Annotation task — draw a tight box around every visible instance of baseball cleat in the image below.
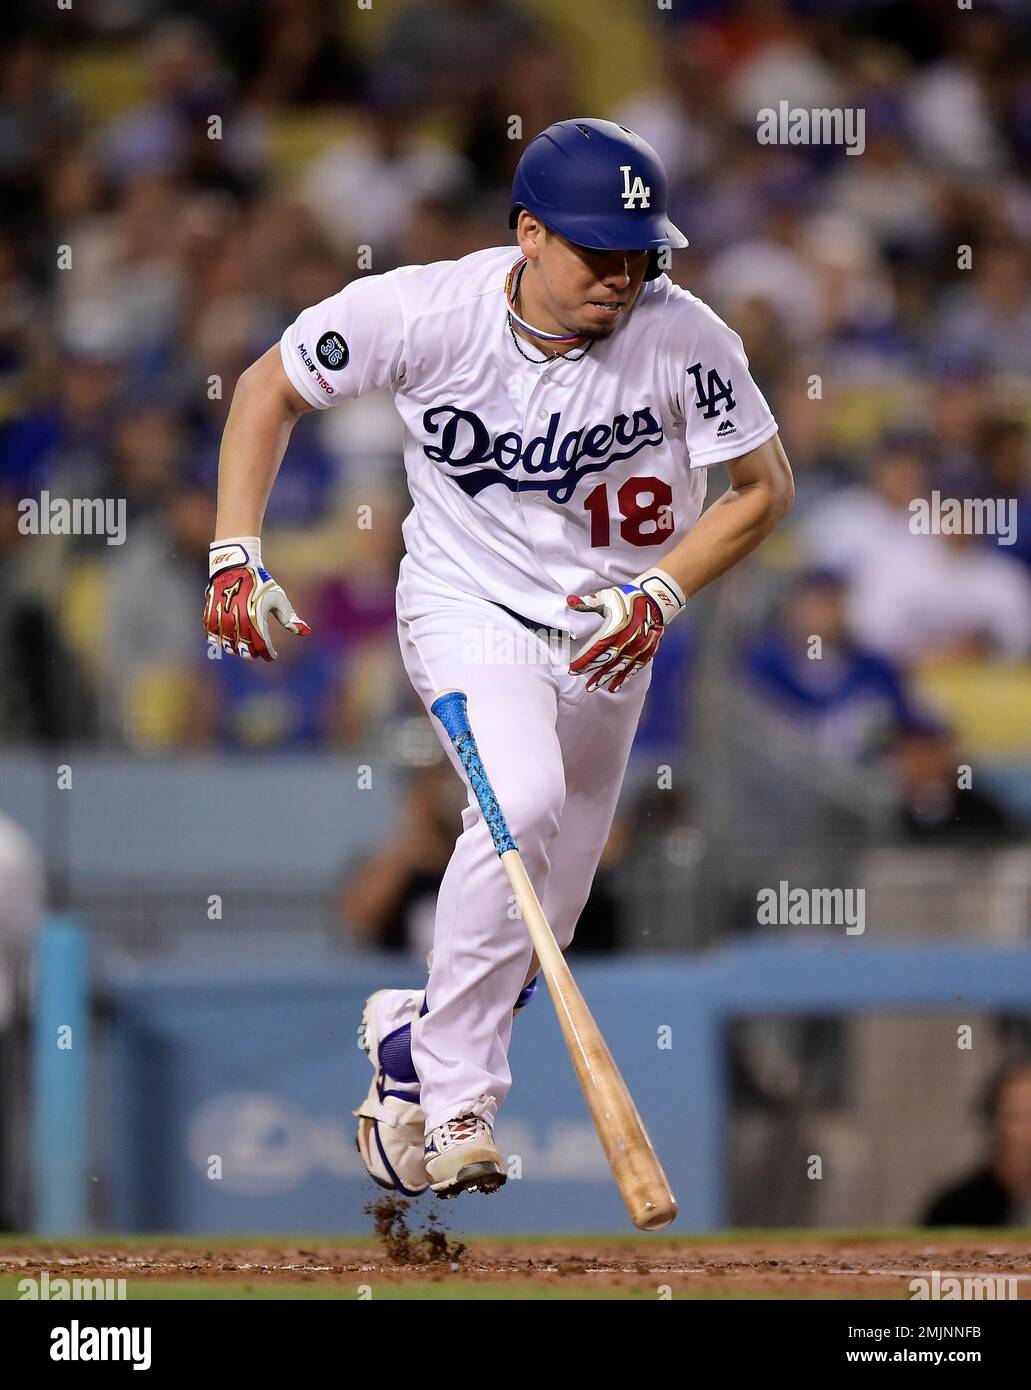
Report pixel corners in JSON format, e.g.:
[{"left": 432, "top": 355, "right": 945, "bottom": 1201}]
[
  {"left": 353, "top": 989, "right": 429, "bottom": 1197},
  {"left": 424, "top": 1113, "right": 507, "bottom": 1198}
]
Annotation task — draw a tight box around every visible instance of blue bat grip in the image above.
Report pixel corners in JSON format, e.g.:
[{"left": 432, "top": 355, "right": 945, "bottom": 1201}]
[
  {"left": 431, "top": 689, "right": 472, "bottom": 740},
  {"left": 431, "top": 690, "right": 518, "bottom": 856}
]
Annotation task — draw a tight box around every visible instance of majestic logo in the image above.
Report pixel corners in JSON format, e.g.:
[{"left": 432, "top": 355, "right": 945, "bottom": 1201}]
[
  {"left": 421, "top": 405, "right": 664, "bottom": 504},
  {"left": 620, "top": 164, "right": 651, "bottom": 209},
  {"left": 316, "top": 331, "right": 349, "bottom": 370}
]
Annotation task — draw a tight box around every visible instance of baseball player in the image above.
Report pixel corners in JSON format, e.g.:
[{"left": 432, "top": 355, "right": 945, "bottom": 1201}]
[{"left": 205, "top": 119, "right": 794, "bottom": 1200}]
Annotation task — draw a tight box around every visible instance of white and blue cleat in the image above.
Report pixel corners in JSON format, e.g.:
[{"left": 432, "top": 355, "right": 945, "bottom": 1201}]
[
  {"left": 353, "top": 989, "right": 430, "bottom": 1197},
  {"left": 354, "top": 978, "right": 537, "bottom": 1198}
]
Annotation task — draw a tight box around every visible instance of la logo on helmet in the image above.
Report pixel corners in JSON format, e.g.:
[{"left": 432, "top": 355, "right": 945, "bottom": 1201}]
[{"left": 620, "top": 165, "right": 651, "bottom": 209}]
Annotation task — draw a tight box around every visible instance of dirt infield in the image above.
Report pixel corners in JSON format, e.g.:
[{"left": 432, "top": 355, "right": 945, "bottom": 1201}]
[{"left": 2, "top": 1217, "right": 1029, "bottom": 1299}]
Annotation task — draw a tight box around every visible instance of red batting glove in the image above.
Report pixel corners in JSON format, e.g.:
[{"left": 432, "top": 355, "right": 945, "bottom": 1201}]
[
  {"left": 566, "top": 584, "right": 664, "bottom": 693},
  {"left": 566, "top": 568, "right": 687, "bottom": 694},
  {"left": 204, "top": 537, "right": 310, "bottom": 661}
]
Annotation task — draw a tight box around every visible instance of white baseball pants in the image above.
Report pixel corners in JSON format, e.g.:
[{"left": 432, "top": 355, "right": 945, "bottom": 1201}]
[{"left": 395, "top": 556, "right": 650, "bottom": 1135}]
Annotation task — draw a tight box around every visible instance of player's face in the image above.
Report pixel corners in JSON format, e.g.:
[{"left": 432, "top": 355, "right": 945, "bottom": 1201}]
[{"left": 520, "top": 218, "right": 650, "bottom": 340}]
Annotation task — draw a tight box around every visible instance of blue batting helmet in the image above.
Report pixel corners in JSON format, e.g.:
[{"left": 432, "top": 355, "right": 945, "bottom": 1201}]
[{"left": 509, "top": 118, "right": 688, "bottom": 278}]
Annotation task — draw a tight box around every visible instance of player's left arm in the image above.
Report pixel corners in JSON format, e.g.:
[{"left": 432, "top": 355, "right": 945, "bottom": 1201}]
[
  {"left": 568, "top": 297, "right": 793, "bottom": 692},
  {"left": 567, "top": 435, "right": 793, "bottom": 692},
  {"left": 650, "top": 432, "right": 794, "bottom": 598}
]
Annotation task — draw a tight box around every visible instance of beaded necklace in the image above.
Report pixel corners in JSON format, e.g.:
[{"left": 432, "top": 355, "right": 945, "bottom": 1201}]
[{"left": 504, "top": 256, "right": 592, "bottom": 364}]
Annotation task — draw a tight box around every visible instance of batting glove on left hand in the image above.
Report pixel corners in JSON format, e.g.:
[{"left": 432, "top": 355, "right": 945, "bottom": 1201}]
[
  {"left": 204, "top": 536, "right": 310, "bottom": 661},
  {"left": 566, "top": 567, "right": 686, "bottom": 693}
]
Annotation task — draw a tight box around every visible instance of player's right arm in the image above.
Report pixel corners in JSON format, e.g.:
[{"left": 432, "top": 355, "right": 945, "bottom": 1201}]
[
  {"left": 204, "top": 347, "right": 316, "bottom": 660},
  {"left": 214, "top": 345, "right": 314, "bottom": 541},
  {"left": 205, "top": 272, "right": 408, "bottom": 659}
]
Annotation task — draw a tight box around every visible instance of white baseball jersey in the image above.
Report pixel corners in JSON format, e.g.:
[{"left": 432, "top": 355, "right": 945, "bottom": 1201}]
[{"left": 280, "top": 246, "right": 778, "bottom": 633}]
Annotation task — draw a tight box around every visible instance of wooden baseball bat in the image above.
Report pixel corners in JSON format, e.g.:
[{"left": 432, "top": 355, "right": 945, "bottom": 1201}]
[{"left": 431, "top": 688, "right": 677, "bottom": 1231}]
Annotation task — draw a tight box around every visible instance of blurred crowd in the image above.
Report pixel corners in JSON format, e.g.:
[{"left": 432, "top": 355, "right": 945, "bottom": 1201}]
[{"left": 0, "top": 0, "right": 1030, "bottom": 808}]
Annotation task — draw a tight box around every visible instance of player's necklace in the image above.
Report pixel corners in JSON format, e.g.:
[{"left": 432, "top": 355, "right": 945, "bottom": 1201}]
[
  {"left": 505, "top": 256, "right": 592, "bottom": 363},
  {"left": 507, "top": 316, "right": 591, "bottom": 365}
]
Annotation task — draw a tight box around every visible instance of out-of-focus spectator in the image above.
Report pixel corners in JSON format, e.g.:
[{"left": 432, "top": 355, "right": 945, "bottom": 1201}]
[
  {"left": 798, "top": 437, "right": 930, "bottom": 582},
  {"left": 399, "top": 191, "right": 494, "bottom": 273},
  {"left": 0, "top": 489, "right": 96, "bottom": 742},
  {"left": 297, "top": 83, "right": 470, "bottom": 265},
  {"left": 240, "top": 0, "right": 364, "bottom": 107},
  {"left": 0, "top": 226, "right": 45, "bottom": 404},
  {"left": 0, "top": 340, "right": 123, "bottom": 504},
  {"left": 100, "top": 20, "right": 265, "bottom": 195},
  {"left": 893, "top": 722, "right": 1020, "bottom": 844},
  {"left": 848, "top": 528, "right": 1031, "bottom": 667},
  {"left": 461, "top": 39, "right": 569, "bottom": 195},
  {"left": 799, "top": 212, "right": 902, "bottom": 374},
  {"left": 632, "top": 616, "right": 696, "bottom": 761},
  {"left": 374, "top": 0, "right": 538, "bottom": 117},
  {"left": 726, "top": 9, "right": 842, "bottom": 129},
  {"left": 109, "top": 405, "right": 185, "bottom": 526},
  {"left": 925, "top": 356, "right": 991, "bottom": 500},
  {"left": 242, "top": 194, "right": 347, "bottom": 317},
  {"left": 615, "top": 22, "right": 721, "bottom": 192},
  {"left": 934, "top": 238, "right": 1031, "bottom": 377},
  {"left": 53, "top": 174, "right": 184, "bottom": 378},
  {"left": 766, "top": 371, "right": 855, "bottom": 513},
  {"left": 102, "top": 476, "right": 214, "bottom": 746},
  {"left": 921, "top": 1061, "right": 1031, "bottom": 1226},
  {"left": 704, "top": 194, "right": 822, "bottom": 350},
  {"left": 982, "top": 416, "right": 1031, "bottom": 571},
  {"left": 188, "top": 596, "right": 351, "bottom": 750},
  {"left": 313, "top": 491, "right": 405, "bottom": 650},
  {"left": 742, "top": 570, "right": 921, "bottom": 764},
  {"left": 0, "top": 33, "right": 80, "bottom": 261},
  {"left": 825, "top": 108, "right": 940, "bottom": 258},
  {"left": 799, "top": 432, "right": 1031, "bottom": 667},
  {"left": 338, "top": 758, "right": 466, "bottom": 959},
  {"left": 905, "top": 9, "right": 1015, "bottom": 175}
]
